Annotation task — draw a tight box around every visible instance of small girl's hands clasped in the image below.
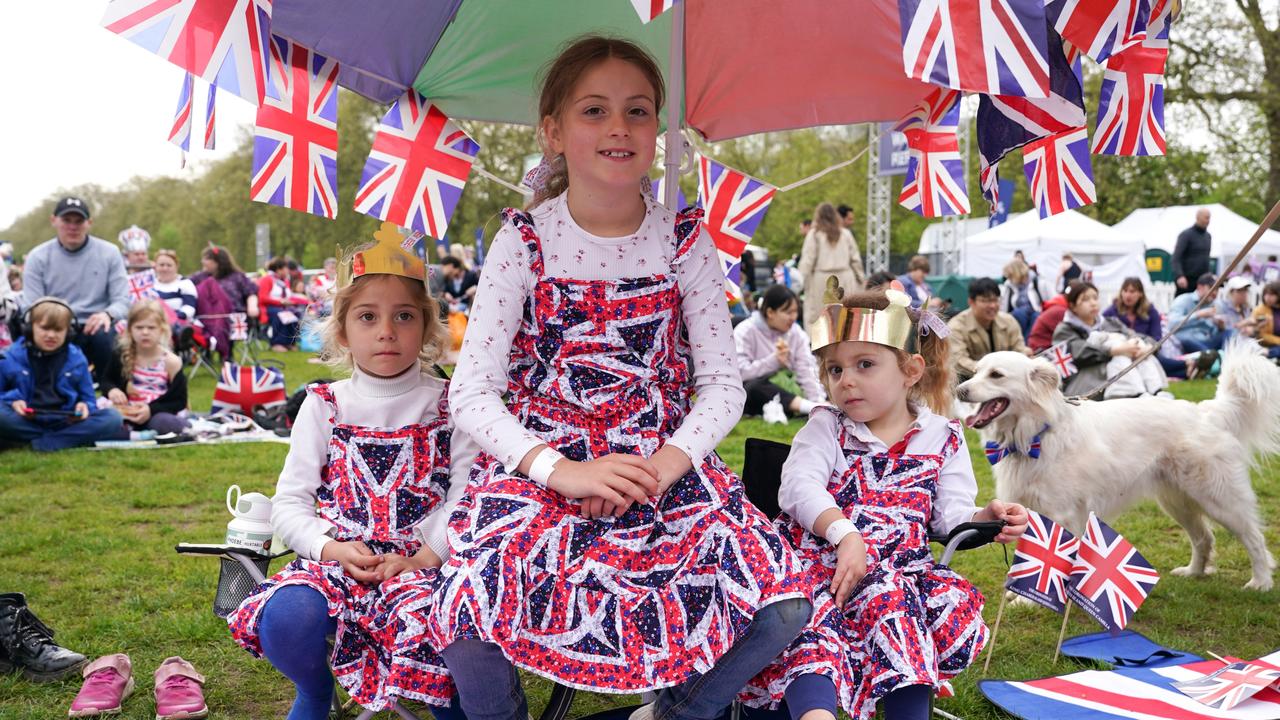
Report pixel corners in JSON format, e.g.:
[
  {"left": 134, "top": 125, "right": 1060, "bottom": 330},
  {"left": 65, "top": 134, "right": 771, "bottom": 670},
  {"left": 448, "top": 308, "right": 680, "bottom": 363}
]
[
  {"left": 322, "top": 541, "right": 444, "bottom": 584},
  {"left": 549, "top": 454, "right": 659, "bottom": 519}
]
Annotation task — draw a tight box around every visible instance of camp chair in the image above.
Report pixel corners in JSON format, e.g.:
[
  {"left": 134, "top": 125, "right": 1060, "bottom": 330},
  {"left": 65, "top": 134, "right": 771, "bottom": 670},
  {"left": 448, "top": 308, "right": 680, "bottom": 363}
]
[{"left": 178, "top": 325, "right": 220, "bottom": 381}]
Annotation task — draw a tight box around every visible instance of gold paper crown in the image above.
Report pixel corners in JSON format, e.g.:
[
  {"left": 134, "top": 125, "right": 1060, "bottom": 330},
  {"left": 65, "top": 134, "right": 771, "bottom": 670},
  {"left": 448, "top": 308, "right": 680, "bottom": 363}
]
[
  {"left": 337, "top": 222, "right": 426, "bottom": 289},
  {"left": 808, "top": 276, "right": 917, "bottom": 353}
]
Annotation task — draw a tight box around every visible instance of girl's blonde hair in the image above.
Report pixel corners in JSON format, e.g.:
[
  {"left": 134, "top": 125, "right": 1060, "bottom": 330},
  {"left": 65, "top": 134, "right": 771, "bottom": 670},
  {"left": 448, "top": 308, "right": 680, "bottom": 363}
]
[
  {"left": 815, "top": 289, "right": 954, "bottom": 415},
  {"left": 1003, "top": 259, "right": 1029, "bottom": 285},
  {"left": 812, "top": 202, "right": 842, "bottom": 246},
  {"left": 529, "top": 35, "right": 665, "bottom": 209},
  {"left": 118, "top": 300, "right": 171, "bottom": 380},
  {"left": 317, "top": 274, "right": 445, "bottom": 373}
]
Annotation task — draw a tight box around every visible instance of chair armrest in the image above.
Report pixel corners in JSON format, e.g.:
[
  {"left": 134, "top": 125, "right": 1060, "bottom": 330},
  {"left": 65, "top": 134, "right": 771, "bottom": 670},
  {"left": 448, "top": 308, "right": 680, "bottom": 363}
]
[
  {"left": 930, "top": 520, "right": 1005, "bottom": 565},
  {"left": 175, "top": 542, "right": 293, "bottom": 562}
]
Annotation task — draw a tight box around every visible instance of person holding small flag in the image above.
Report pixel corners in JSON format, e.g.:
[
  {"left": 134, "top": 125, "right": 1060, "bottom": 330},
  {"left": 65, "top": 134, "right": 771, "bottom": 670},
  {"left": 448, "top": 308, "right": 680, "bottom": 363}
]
[{"left": 1052, "top": 280, "right": 1170, "bottom": 399}]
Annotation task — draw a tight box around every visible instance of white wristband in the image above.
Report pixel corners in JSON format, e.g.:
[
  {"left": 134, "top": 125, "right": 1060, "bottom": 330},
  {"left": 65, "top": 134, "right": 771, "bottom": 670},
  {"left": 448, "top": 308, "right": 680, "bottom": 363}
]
[
  {"left": 527, "top": 447, "right": 564, "bottom": 487},
  {"left": 824, "top": 518, "right": 857, "bottom": 547}
]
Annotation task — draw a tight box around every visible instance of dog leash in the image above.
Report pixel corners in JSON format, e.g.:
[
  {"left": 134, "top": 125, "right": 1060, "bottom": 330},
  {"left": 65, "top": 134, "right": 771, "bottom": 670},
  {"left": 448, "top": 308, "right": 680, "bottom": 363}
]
[{"left": 1062, "top": 196, "right": 1280, "bottom": 402}]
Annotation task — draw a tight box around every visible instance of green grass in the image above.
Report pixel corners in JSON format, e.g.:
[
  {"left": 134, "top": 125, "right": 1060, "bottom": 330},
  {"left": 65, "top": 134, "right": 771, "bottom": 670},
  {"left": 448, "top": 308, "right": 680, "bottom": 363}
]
[{"left": 0, "top": 356, "right": 1276, "bottom": 719}]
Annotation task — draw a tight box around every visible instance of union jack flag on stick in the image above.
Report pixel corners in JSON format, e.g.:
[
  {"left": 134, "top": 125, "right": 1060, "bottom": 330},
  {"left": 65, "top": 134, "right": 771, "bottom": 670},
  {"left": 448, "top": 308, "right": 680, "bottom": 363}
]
[
  {"left": 101, "top": 0, "right": 273, "bottom": 105},
  {"left": 168, "top": 73, "right": 194, "bottom": 153},
  {"left": 894, "top": 87, "right": 969, "bottom": 217},
  {"left": 630, "top": 0, "right": 679, "bottom": 24},
  {"left": 1045, "top": 341, "right": 1079, "bottom": 379},
  {"left": 1173, "top": 660, "right": 1280, "bottom": 711},
  {"left": 229, "top": 312, "right": 248, "bottom": 342},
  {"left": 697, "top": 157, "right": 775, "bottom": 299},
  {"left": 1006, "top": 511, "right": 1079, "bottom": 612},
  {"left": 1023, "top": 127, "right": 1096, "bottom": 218},
  {"left": 897, "top": 0, "right": 1050, "bottom": 97},
  {"left": 250, "top": 36, "right": 340, "bottom": 219},
  {"left": 1066, "top": 513, "right": 1160, "bottom": 635},
  {"left": 354, "top": 92, "right": 480, "bottom": 238},
  {"left": 128, "top": 270, "right": 159, "bottom": 304},
  {"left": 204, "top": 83, "right": 217, "bottom": 150}
]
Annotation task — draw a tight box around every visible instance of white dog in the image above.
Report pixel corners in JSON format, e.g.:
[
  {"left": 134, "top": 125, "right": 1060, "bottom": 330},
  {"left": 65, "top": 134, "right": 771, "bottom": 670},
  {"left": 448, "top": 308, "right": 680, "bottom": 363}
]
[{"left": 956, "top": 342, "right": 1279, "bottom": 591}]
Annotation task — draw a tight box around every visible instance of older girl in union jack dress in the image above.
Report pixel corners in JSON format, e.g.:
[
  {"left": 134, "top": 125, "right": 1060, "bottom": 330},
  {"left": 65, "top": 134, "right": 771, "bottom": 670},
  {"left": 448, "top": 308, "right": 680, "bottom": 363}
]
[
  {"left": 743, "top": 284, "right": 1029, "bottom": 720},
  {"left": 228, "top": 225, "right": 476, "bottom": 719},
  {"left": 425, "top": 36, "right": 811, "bottom": 720}
]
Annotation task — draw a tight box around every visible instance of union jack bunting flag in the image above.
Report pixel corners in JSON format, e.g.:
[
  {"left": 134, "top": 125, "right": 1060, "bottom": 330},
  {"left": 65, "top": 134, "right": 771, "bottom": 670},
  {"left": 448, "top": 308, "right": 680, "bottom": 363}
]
[
  {"left": 1173, "top": 661, "right": 1280, "bottom": 711},
  {"left": 1005, "top": 511, "right": 1078, "bottom": 612},
  {"left": 1023, "top": 127, "right": 1096, "bottom": 218},
  {"left": 893, "top": 87, "right": 969, "bottom": 216},
  {"left": 204, "top": 83, "right": 217, "bottom": 150},
  {"left": 128, "top": 270, "right": 159, "bottom": 304},
  {"left": 696, "top": 156, "right": 776, "bottom": 270},
  {"left": 898, "top": 0, "right": 1050, "bottom": 97},
  {"left": 651, "top": 176, "right": 688, "bottom": 211},
  {"left": 630, "top": 0, "right": 680, "bottom": 24},
  {"left": 168, "top": 73, "right": 194, "bottom": 152},
  {"left": 474, "top": 228, "right": 485, "bottom": 267},
  {"left": 1066, "top": 513, "right": 1160, "bottom": 634},
  {"left": 976, "top": 26, "right": 1085, "bottom": 203},
  {"left": 1046, "top": 341, "right": 1079, "bottom": 378},
  {"left": 1052, "top": 0, "right": 1153, "bottom": 64},
  {"left": 1092, "top": 44, "right": 1168, "bottom": 156},
  {"left": 251, "top": 36, "right": 340, "bottom": 219},
  {"left": 101, "top": 0, "right": 273, "bottom": 105},
  {"left": 229, "top": 312, "right": 248, "bottom": 341},
  {"left": 401, "top": 229, "right": 427, "bottom": 261},
  {"left": 354, "top": 92, "right": 480, "bottom": 238},
  {"left": 212, "top": 361, "right": 286, "bottom": 415}
]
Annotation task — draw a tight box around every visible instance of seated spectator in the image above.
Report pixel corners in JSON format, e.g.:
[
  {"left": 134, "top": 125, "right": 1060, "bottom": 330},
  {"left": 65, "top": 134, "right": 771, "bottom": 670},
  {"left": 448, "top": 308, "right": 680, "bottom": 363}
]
[
  {"left": 896, "top": 255, "right": 932, "bottom": 308},
  {"left": 999, "top": 259, "right": 1048, "bottom": 339},
  {"left": 1215, "top": 275, "right": 1259, "bottom": 341},
  {"left": 948, "top": 277, "right": 1031, "bottom": 382},
  {"left": 1056, "top": 252, "right": 1083, "bottom": 293},
  {"left": 1053, "top": 281, "right": 1168, "bottom": 399},
  {"left": 1028, "top": 293, "right": 1069, "bottom": 353},
  {"left": 1103, "top": 276, "right": 1186, "bottom": 378},
  {"left": 308, "top": 257, "right": 337, "bottom": 301},
  {"left": 439, "top": 255, "right": 478, "bottom": 312},
  {"left": 0, "top": 298, "right": 122, "bottom": 451},
  {"left": 1167, "top": 273, "right": 1227, "bottom": 355},
  {"left": 152, "top": 249, "right": 198, "bottom": 325},
  {"left": 117, "top": 225, "right": 153, "bottom": 273},
  {"left": 864, "top": 270, "right": 897, "bottom": 291},
  {"left": 733, "top": 284, "right": 825, "bottom": 421},
  {"left": 101, "top": 301, "right": 190, "bottom": 437},
  {"left": 257, "top": 257, "right": 305, "bottom": 352},
  {"left": 1251, "top": 280, "right": 1280, "bottom": 360},
  {"left": 189, "top": 246, "right": 260, "bottom": 362},
  {"left": 8, "top": 265, "right": 21, "bottom": 294}
]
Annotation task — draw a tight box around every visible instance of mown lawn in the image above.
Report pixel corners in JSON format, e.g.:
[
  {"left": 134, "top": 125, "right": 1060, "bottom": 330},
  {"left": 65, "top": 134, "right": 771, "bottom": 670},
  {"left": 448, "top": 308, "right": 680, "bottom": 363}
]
[{"left": 0, "top": 352, "right": 1276, "bottom": 719}]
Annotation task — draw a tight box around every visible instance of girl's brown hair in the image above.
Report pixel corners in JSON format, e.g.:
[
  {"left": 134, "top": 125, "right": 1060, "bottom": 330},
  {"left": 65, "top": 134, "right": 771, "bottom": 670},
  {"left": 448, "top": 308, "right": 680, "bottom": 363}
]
[
  {"left": 202, "top": 245, "right": 243, "bottom": 278},
  {"left": 1064, "top": 279, "right": 1098, "bottom": 308},
  {"left": 1263, "top": 280, "right": 1280, "bottom": 307},
  {"left": 812, "top": 202, "right": 842, "bottom": 246},
  {"left": 317, "top": 274, "right": 445, "bottom": 373},
  {"left": 815, "top": 289, "right": 954, "bottom": 415},
  {"left": 117, "top": 300, "right": 171, "bottom": 381},
  {"left": 1112, "top": 276, "right": 1152, "bottom": 320},
  {"left": 530, "top": 35, "right": 665, "bottom": 209}
]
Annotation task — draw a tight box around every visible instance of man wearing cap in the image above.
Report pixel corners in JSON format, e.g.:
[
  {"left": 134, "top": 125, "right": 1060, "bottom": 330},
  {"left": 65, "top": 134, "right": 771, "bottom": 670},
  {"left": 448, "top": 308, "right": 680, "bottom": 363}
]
[
  {"left": 1172, "top": 208, "right": 1212, "bottom": 296},
  {"left": 21, "top": 197, "right": 128, "bottom": 381},
  {"left": 1167, "top": 272, "right": 1227, "bottom": 354},
  {"left": 1215, "top": 275, "right": 1259, "bottom": 340}
]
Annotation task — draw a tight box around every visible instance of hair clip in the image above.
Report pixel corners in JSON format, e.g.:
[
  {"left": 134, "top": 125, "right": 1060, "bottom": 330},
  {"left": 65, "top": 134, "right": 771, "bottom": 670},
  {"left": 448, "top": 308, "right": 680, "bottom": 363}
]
[
  {"left": 918, "top": 309, "right": 951, "bottom": 339},
  {"left": 522, "top": 154, "right": 554, "bottom": 193}
]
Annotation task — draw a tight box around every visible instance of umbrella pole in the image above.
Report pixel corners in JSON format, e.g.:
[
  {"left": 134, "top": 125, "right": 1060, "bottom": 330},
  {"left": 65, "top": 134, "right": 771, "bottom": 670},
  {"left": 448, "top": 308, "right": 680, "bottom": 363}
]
[{"left": 663, "top": 1, "right": 685, "bottom": 209}]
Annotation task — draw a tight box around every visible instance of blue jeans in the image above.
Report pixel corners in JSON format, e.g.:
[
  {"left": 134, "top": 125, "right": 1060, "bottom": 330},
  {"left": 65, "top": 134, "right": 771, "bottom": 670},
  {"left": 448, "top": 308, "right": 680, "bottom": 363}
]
[
  {"left": 0, "top": 404, "right": 122, "bottom": 451},
  {"left": 1268, "top": 346, "right": 1280, "bottom": 360},
  {"left": 1011, "top": 307, "right": 1038, "bottom": 340},
  {"left": 267, "top": 306, "right": 300, "bottom": 348},
  {"left": 72, "top": 326, "right": 116, "bottom": 384},
  {"left": 1175, "top": 330, "right": 1226, "bottom": 354}
]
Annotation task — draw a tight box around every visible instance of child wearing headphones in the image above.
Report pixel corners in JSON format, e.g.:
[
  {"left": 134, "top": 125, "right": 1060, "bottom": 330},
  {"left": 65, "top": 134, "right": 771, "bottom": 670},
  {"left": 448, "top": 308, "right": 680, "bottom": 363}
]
[{"left": 0, "top": 297, "right": 123, "bottom": 451}]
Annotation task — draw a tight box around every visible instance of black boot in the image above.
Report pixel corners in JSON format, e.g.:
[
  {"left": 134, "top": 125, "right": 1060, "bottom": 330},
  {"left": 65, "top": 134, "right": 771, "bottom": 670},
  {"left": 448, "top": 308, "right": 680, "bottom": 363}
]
[{"left": 0, "top": 593, "right": 86, "bottom": 682}]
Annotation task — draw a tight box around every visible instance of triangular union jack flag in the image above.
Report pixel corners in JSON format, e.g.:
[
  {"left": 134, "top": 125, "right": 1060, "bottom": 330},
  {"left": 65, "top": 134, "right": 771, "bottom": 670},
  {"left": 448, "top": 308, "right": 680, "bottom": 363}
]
[
  {"left": 696, "top": 156, "right": 776, "bottom": 271},
  {"left": 1005, "top": 511, "right": 1078, "bottom": 613},
  {"left": 630, "top": 0, "right": 679, "bottom": 24},
  {"left": 897, "top": 0, "right": 1050, "bottom": 98},
  {"left": 354, "top": 92, "right": 480, "bottom": 238},
  {"left": 204, "top": 82, "right": 217, "bottom": 150},
  {"left": 894, "top": 87, "right": 969, "bottom": 217},
  {"left": 1052, "top": 0, "right": 1157, "bottom": 64},
  {"left": 101, "top": 0, "right": 273, "bottom": 106},
  {"left": 1066, "top": 513, "right": 1160, "bottom": 634},
  {"left": 1092, "top": 15, "right": 1169, "bottom": 157},
  {"left": 250, "top": 35, "right": 340, "bottom": 219},
  {"left": 1173, "top": 660, "right": 1280, "bottom": 711},
  {"left": 1023, "top": 127, "right": 1096, "bottom": 218},
  {"left": 168, "top": 73, "right": 194, "bottom": 152},
  {"left": 1046, "top": 341, "right": 1078, "bottom": 379}
]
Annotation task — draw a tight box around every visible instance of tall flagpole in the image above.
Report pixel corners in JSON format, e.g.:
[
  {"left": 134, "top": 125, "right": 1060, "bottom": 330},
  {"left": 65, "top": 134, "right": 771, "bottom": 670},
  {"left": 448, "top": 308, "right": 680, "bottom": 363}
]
[{"left": 663, "top": 2, "right": 685, "bottom": 209}]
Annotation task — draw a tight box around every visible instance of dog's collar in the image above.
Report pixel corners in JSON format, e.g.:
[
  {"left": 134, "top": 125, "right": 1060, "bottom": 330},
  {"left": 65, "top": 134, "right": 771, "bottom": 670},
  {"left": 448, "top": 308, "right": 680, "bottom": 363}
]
[{"left": 984, "top": 424, "right": 1050, "bottom": 465}]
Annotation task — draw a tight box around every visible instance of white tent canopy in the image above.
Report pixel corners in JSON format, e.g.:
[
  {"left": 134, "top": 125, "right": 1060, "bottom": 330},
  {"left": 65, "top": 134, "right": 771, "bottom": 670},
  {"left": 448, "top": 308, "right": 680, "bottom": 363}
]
[
  {"left": 917, "top": 215, "right": 1000, "bottom": 254},
  {"left": 1112, "top": 203, "right": 1280, "bottom": 265},
  {"left": 961, "top": 209, "right": 1146, "bottom": 279}
]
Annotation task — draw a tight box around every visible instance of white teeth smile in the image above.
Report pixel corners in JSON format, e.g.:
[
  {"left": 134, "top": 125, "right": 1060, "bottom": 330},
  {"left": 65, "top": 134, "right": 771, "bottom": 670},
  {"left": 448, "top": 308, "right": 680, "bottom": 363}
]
[{"left": 602, "top": 151, "right": 632, "bottom": 158}]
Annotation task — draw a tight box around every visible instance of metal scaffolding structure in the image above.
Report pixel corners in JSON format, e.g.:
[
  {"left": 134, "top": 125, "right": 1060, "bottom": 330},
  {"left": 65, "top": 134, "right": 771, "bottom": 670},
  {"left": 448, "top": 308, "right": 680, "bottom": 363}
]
[
  {"left": 865, "top": 124, "right": 892, "bottom": 274},
  {"left": 936, "top": 109, "right": 972, "bottom": 275}
]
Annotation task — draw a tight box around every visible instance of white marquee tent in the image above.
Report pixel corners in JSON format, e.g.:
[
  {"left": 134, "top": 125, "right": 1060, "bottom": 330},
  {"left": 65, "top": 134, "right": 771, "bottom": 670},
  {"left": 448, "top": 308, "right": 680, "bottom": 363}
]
[
  {"left": 960, "top": 209, "right": 1147, "bottom": 282},
  {"left": 1112, "top": 203, "right": 1280, "bottom": 266}
]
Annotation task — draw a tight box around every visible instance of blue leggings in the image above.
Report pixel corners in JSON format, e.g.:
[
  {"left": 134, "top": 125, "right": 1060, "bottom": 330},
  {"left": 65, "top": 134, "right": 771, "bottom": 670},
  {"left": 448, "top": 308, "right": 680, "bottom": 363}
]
[
  {"left": 257, "top": 585, "right": 464, "bottom": 720},
  {"left": 780, "top": 675, "right": 929, "bottom": 720}
]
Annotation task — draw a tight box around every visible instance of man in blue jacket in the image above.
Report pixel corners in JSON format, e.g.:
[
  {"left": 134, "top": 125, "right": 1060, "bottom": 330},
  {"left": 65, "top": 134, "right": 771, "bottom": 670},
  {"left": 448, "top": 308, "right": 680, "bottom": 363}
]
[{"left": 0, "top": 298, "right": 122, "bottom": 451}]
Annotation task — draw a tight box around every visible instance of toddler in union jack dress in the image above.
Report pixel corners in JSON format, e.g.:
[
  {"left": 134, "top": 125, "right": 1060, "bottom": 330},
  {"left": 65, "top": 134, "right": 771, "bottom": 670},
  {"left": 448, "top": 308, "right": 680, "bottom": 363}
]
[{"left": 743, "top": 284, "right": 1029, "bottom": 720}]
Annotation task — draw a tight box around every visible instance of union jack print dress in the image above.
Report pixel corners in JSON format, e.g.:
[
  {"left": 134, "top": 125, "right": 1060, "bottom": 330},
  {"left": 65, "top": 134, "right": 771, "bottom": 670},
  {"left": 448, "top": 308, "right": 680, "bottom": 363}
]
[
  {"left": 743, "top": 407, "right": 987, "bottom": 719},
  {"left": 424, "top": 207, "right": 805, "bottom": 693},
  {"left": 228, "top": 384, "right": 456, "bottom": 710}
]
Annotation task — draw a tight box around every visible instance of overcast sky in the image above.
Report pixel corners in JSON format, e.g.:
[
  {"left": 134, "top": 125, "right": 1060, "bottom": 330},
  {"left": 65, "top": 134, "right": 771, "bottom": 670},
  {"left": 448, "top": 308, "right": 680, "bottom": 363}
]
[{"left": 0, "top": 1, "right": 257, "bottom": 230}]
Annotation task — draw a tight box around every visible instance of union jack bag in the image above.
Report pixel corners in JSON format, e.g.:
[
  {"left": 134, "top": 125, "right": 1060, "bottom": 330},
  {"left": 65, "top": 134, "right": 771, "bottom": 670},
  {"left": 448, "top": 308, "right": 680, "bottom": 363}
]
[{"left": 211, "top": 360, "right": 286, "bottom": 416}]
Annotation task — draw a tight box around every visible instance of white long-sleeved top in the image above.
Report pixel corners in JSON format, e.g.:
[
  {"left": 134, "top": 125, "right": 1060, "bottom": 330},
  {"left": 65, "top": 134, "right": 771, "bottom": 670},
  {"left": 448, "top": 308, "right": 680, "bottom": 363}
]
[
  {"left": 733, "top": 313, "right": 826, "bottom": 402},
  {"left": 778, "top": 405, "right": 981, "bottom": 539},
  {"left": 450, "top": 193, "right": 746, "bottom": 469},
  {"left": 270, "top": 361, "right": 478, "bottom": 562}
]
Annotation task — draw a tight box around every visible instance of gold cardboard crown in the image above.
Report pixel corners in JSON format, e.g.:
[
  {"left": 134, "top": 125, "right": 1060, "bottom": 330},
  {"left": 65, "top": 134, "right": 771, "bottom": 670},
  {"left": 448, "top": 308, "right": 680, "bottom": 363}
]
[
  {"left": 337, "top": 222, "right": 426, "bottom": 289},
  {"left": 808, "top": 277, "right": 917, "bottom": 353}
]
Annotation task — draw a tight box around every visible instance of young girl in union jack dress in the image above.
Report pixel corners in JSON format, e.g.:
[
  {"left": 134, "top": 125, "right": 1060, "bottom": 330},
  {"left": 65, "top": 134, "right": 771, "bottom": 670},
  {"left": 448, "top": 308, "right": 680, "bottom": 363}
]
[
  {"left": 425, "top": 35, "right": 811, "bottom": 720},
  {"left": 228, "top": 225, "right": 476, "bottom": 719},
  {"left": 743, "top": 284, "right": 1029, "bottom": 720}
]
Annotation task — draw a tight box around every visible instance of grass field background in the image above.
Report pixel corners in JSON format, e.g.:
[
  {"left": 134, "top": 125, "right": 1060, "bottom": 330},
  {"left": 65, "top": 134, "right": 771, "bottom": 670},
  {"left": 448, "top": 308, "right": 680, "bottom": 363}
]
[{"left": 0, "top": 351, "right": 1276, "bottom": 719}]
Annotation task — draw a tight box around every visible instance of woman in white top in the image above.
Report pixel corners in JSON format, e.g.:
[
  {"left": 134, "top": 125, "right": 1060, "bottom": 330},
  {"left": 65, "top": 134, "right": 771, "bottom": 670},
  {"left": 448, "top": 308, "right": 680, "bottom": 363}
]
[
  {"left": 799, "top": 202, "right": 866, "bottom": 329},
  {"left": 734, "top": 283, "right": 825, "bottom": 420}
]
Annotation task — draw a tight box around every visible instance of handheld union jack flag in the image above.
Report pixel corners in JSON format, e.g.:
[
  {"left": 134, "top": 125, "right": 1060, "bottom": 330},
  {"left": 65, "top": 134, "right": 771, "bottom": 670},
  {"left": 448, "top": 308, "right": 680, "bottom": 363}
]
[
  {"left": 1092, "top": 44, "right": 1167, "bottom": 156},
  {"left": 894, "top": 87, "right": 969, "bottom": 217},
  {"left": 354, "top": 92, "right": 480, "bottom": 238},
  {"left": 696, "top": 156, "right": 776, "bottom": 270},
  {"left": 168, "top": 73, "right": 194, "bottom": 152},
  {"left": 898, "top": 0, "right": 1050, "bottom": 97},
  {"left": 1173, "top": 660, "right": 1280, "bottom": 711},
  {"left": 212, "top": 361, "right": 286, "bottom": 415},
  {"left": 251, "top": 36, "right": 340, "bottom": 219},
  {"left": 1006, "top": 511, "right": 1078, "bottom": 612},
  {"left": 101, "top": 0, "right": 273, "bottom": 105},
  {"left": 1046, "top": 341, "right": 1079, "bottom": 379},
  {"left": 1052, "top": 0, "right": 1152, "bottom": 64},
  {"left": 1066, "top": 513, "right": 1160, "bottom": 635},
  {"left": 204, "top": 83, "right": 217, "bottom": 150},
  {"left": 128, "top": 270, "right": 159, "bottom": 304},
  {"left": 229, "top": 312, "right": 248, "bottom": 341},
  {"left": 1023, "top": 127, "right": 1096, "bottom": 218},
  {"left": 630, "top": 0, "right": 680, "bottom": 24}
]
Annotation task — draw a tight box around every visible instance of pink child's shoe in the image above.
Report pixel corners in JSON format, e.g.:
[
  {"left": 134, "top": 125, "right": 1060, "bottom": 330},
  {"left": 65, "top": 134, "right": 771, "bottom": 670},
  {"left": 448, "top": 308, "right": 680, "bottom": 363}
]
[
  {"left": 68, "top": 654, "right": 134, "bottom": 717},
  {"left": 153, "top": 657, "right": 208, "bottom": 720}
]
